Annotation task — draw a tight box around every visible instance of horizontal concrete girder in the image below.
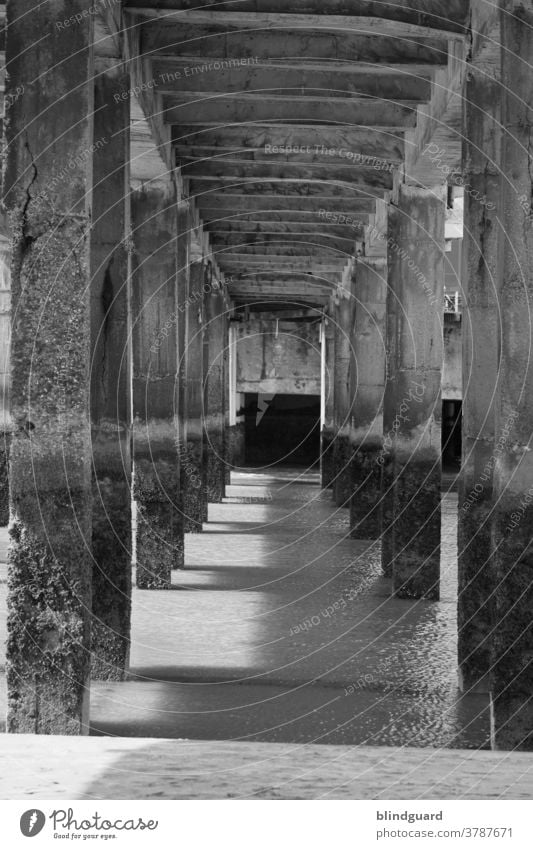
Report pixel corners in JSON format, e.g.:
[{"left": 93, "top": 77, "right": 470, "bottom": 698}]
[
  {"left": 163, "top": 94, "right": 418, "bottom": 128},
  {"left": 172, "top": 125, "right": 405, "bottom": 161},
  {"left": 155, "top": 64, "right": 432, "bottom": 100},
  {"left": 199, "top": 210, "right": 370, "bottom": 227},
  {"left": 204, "top": 221, "right": 364, "bottom": 239},
  {"left": 210, "top": 232, "right": 355, "bottom": 252},
  {"left": 131, "top": 9, "right": 464, "bottom": 39},
  {"left": 141, "top": 24, "right": 449, "bottom": 65},
  {"left": 195, "top": 194, "right": 376, "bottom": 212},
  {"left": 179, "top": 156, "right": 394, "bottom": 188},
  {"left": 124, "top": 1, "right": 469, "bottom": 32},
  {"left": 188, "top": 179, "right": 386, "bottom": 199}
]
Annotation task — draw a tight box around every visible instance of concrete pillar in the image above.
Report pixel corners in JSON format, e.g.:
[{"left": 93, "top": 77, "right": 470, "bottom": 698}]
[
  {"left": 227, "top": 323, "right": 245, "bottom": 468},
  {"left": 490, "top": 6, "right": 533, "bottom": 750},
  {"left": 457, "top": 63, "right": 503, "bottom": 693},
  {"left": 349, "top": 257, "right": 387, "bottom": 539},
  {"left": 222, "top": 303, "right": 232, "bottom": 485},
  {"left": 333, "top": 293, "right": 354, "bottom": 507},
  {"left": 320, "top": 318, "right": 335, "bottom": 489},
  {"left": 4, "top": 1, "right": 93, "bottom": 733},
  {"left": 131, "top": 181, "right": 183, "bottom": 588},
  {"left": 382, "top": 184, "right": 445, "bottom": 600},
  {"left": 205, "top": 278, "right": 227, "bottom": 502},
  {"left": 89, "top": 63, "right": 132, "bottom": 679},
  {"left": 181, "top": 260, "right": 207, "bottom": 531},
  {"left": 0, "top": 235, "right": 11, "bottom": 527}
]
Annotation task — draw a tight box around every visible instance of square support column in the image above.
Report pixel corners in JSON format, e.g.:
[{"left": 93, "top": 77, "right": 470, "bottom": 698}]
[
  {"left": 4, "top": 1, "right": 94, "bottom": 733},
  {"left": 0, "top": 237, "right": 12, "bottom": 527},
  {"left": 181, "top": 260, "right": 207, "bottom": 531},
  {"left": 349, "top": 257, "right": 387, "bottom": 539},
  {"left": 320, "top": 318, "right": 335, "bottom": 489},
  {"left": 205, "top": 279, "right": 227, "bottom": 502},
  {"left": 333, "top": 293, "right": 354, "bottom": 507},
  {"left": 90, "top": 62, "right": 132, "bottom": 679},
  {"left": 132, "top": 181, "right": 183, "bottom": 589},
  {"left": 457, "top": 63, "right": 503, "bottom": 693},
  {"left": 490, "top": 5, "right": 533, "bottom": 750},
  {"left": 382, "top": 184, "right": 445, "bottom": 600}
]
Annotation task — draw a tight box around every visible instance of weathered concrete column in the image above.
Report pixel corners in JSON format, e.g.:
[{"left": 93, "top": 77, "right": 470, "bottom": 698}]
[
  {"left": 132, "top": 181, "right": 183, "bottom": 588},
  {"left": 332, "top": 292, "right": 354, "bottom": 506},
  {"left": 0, "top": 233, "right": 12, "bottom": 527},
  {"left": 490, "top": 6, "right": 533, "bottom": 750},
  {"left": 89, "top": 63, "right": 132, "bottom": 679},
  {"left": 320, "top": 317, "right": 335, "bottom": 489},
  {"left": 4, "top": 1, "right": 93, "bottom": 733},
  {"left": 222, "top": 303, "right": 232, "bottom": 485},
  {"left": 381, "top": 184, "right": 445, "bottom": 600},
  {"left": 205, "top": 280, "right": 227, "bottom": 502},
  {"left": 181, "top": 260, "right": 207, "bottom": 531},
  {"left": 457, "top": 63, "right": 503, "bottom": 693},
  {"left": 227, "top": 323, "right": 245, "bottom": 467},
  {"left": 349, "top": 257, "right": 387, "bottom": 539}
]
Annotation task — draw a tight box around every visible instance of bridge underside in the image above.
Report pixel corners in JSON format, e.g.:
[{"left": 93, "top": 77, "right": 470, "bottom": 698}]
[{"left": 1, "top": 0, "right": 533, "bottom": 756}]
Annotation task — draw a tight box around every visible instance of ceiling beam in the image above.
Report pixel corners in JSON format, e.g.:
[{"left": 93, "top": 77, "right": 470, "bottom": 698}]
[
  {"left": 188, "top": 178, "right": 386, "bottom": 199},
  {"left": 163, "top": 94, "right": 418, "bottom": 128},
  {"left": 124, "top": 1, "right": 469, "bottom": 32},
  {"left": 212, "top": 238, "right": 353, "bottom": 255},
  {"left": 205, "top": 221, "right": 363, "bottom": 240},
  {"left": 200, "top": 210, "right": 370, "bottom": 226},
  {"left": 128, "top": 9, "right": 464, "bottom": 40},
  {"left": 180, "top": 157, "right": 394, "bottom": 188},
  {"left": 173, "top": 125, "right": 405, "bottom": 161},
  {"left": 194, "top": 194, "right": 375, "bottom": 212},
  {"left": 140, "top": 24, "right": 448, "bottom": 66},
  {"left": 154, "top": 63, "right": 432, "bottom": 101}
]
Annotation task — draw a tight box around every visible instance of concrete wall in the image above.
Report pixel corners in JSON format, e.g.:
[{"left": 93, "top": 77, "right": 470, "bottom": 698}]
[{"left": 235, "top": 313, "right": 321, "bottom": 395}]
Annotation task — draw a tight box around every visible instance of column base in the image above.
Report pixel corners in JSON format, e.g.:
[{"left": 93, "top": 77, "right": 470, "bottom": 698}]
[
  {"left": 320, "top": 429, "right": 335, "bottom": 489},
  {"left": 6, "top": 507, "right": 91, "bottom": 735},
  {"left": 206, "top": 432, "right": 226, "bottom": 503},
  {"left": 182, "top": 441, "right": 205, "bottom": 533},
  {"left": 390, "top": 454, "right": 441, "bottom": 601},
  {"left": 457, "top": 496, "right": 493, "bottom": 695},
  {"left": 227, "top": 423, "right": 245, "bottom": 468},
  {"left": 350, "top": 444, "right": 383, "bottom": 539},
  {"left": 91, "top": 476, "right": 132, "bottom": 680},
  {"left": 491, "top": 694, "right": 533, "bottom": 751},
  {"left": 136, "top": 501, "right": 182, "bottom": 588},
  {"left": 333, "top": 435, "right": 352, "bottom": 507},
  {"left": 0, "top": 432, "right": 10, "bottom": 526}
]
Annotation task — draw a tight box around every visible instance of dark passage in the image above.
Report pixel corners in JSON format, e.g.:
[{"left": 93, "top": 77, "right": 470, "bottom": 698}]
[{"left": 244, "top": 393, "right": 320, "bottom": 466}]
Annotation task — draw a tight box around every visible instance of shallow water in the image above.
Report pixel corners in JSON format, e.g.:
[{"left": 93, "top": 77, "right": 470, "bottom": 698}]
[{"left": 88, "top": 468, "right": 490, "bottom": 748}]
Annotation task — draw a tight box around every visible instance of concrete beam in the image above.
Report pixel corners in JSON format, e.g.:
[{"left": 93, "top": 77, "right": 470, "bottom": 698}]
[
  {"left": 195, "top": 195, "right": 375, "bottom": 212},
  {"left": 172, "top": 125, "right": 405, "bottom": 163},
  {"left": 164, "top": 95, "right": 418, "bottom": 129},
  {"left": 141, "top": 24, "right": 448, "bottom": 66},
  {"left": 180, "top": 157, "right": 394, "bottom": 189},
  {"left": 157, "top": 64, "right": 432, "bottom": 101},
  {"left": 125, "top": 0, "right": 469, "bottom": 32},
  {"left": 131, "top": 9, "right": 464, "bottom": 40}
]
